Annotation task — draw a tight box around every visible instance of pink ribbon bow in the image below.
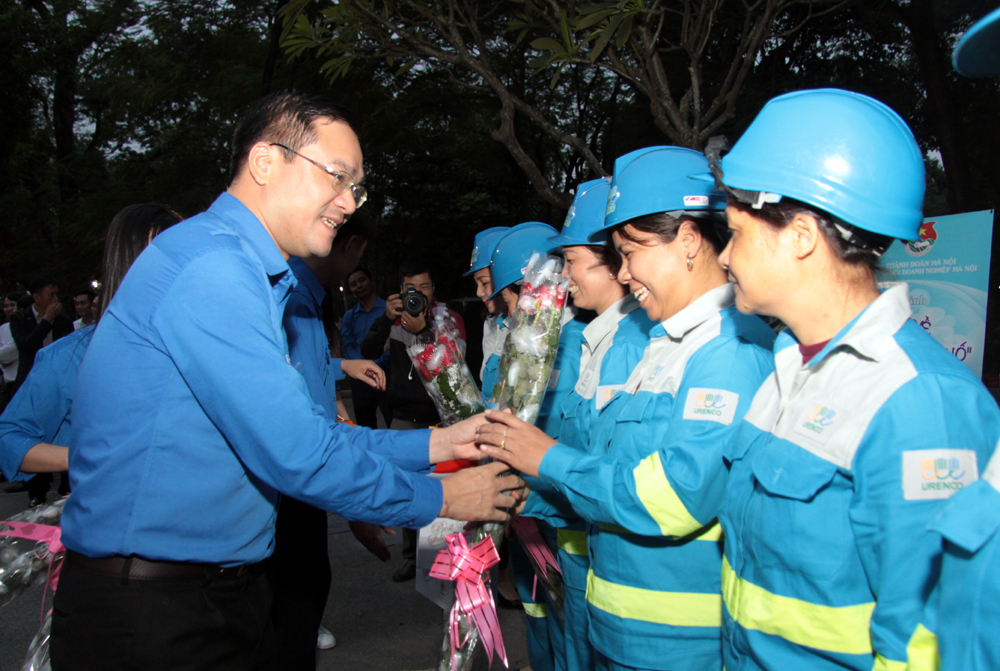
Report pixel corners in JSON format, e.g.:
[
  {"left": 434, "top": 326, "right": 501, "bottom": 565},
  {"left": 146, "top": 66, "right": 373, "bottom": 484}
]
[
  {"left": 429, "top": 532, "right": 507, "bottom": 669},
  {"left": 510, "top": 516, "right": 562, "bottom": 600},
  {"left": 0, "top": 520, "right": 66, "bottom": 622}
]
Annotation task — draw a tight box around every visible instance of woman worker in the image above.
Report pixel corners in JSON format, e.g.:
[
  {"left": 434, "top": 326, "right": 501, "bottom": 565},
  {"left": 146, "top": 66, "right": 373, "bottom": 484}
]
[
  {"left": 522, "top": 176, "right": 655, "bottom": 671},
  {"left": 0, "top": 204, "right": 182, "bottom": 482},
  {"left": 916, "top": 12, "right": 1000, "bottom": 670},
  {"left": 712, "top": 88, "right": 1000, "bottom": 671},
  {"left": 464, "top": 226, "right": 509, "bottom": 394},
  {"left": 479, "top": 146, "right": 776, "bottom": 671}
]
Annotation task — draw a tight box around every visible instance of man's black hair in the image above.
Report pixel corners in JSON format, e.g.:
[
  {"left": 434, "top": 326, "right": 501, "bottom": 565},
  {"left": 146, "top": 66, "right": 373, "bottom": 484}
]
[
  {"left": 331, "top": 208, "right": 376, "bottom": 249},
  {"left": 347, "top": 266, "right": 372, "bottom": 282},
  {"left": 229, "top": 90, "right": 360, "bottom": 183},
  {"left": 75, "top": 288, "right": 98, "bottom": 301},
  {"left": 397, "top": 259, "right": 433, "bottom": 287},
  {"left": 28, "top": 276, "right": 58, "bottom": 296},
  {"left": 5, "top": 292, "right": 24, "bottom": 303}
]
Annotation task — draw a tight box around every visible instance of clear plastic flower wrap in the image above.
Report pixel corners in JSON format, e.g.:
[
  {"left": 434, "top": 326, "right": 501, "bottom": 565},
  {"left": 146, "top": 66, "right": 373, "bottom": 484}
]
[
  {"left": 20, "top": 611, "right": 51, "bottom": 671},
  {"left": 435, "top": 253, "right": 570, "bottom": 671},
  {"left": 490, "top": 252, "right": 570, "bottom": 424},
  {"left": 407, "top": 305, "right": 486, "bottom": 426},
  {"left": 0, "top": 497, "right": 66, "bottom": 610}
]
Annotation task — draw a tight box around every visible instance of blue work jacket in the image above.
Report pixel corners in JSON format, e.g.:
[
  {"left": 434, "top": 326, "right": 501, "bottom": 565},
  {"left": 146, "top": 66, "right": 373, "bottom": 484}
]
[
  {"left": 720, "top": 284, "right": 999, "bottom": 671},
  {"left": 538, "top": 284, "right": 776, "bottom": 670},
  {"left": 61, "top": 193, "right": 442, "bottom": 566}
]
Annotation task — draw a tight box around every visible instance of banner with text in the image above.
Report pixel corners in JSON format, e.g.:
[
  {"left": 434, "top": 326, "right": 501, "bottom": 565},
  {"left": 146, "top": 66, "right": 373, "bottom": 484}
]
[{"left": 882, "top": 210, "right": 994, "bottom": 378}]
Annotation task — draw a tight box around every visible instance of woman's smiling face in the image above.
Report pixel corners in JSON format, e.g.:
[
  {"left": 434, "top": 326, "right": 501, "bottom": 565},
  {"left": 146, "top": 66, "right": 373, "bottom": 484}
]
[{"left": 612, "top": 224, "right": 687, "bottom": 323}]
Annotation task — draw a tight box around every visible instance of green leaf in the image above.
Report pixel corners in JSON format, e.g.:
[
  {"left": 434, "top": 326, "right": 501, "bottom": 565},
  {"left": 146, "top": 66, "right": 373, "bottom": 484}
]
[{"left": 530, "top": 37, "right": 563, "bottom": 52}]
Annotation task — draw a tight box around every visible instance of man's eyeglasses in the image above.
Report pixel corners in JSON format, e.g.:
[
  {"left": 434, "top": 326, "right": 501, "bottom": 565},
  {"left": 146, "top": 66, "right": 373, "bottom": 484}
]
[{"left": 270, "top": 143, "right": 367, "bottom": 207}]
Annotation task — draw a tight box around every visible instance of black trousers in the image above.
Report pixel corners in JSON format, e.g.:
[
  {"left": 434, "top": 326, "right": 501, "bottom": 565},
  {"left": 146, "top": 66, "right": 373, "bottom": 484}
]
[
  {"left": 349, "top": 378, "right": 392, "bottom": 429},
  {"left": 265, "top": 496, "right": 332, "bottom": 671},
  {"left": 51, "top": 558, "right": 275, "bottom": 671}
]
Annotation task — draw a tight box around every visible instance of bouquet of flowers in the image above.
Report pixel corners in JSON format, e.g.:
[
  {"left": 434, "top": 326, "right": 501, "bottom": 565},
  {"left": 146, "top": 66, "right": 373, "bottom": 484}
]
[
  {"left": 0, "top": 497, "right": 66, "bottom": 610},
  {"left": 407, "top": 306, "right": 486, "bottom": 426},
  {"left": 491, "top": 253, "right": 570, "bottom": 423},
  {"left": 434, "top": 253, "right": 569, "bottom": 671}
]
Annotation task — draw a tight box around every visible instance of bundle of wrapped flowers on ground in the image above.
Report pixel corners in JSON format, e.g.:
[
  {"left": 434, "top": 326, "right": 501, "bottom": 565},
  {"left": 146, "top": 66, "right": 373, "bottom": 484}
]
[
  {"left": 407, "top": 305, "right": 486, "bottom": 426},
  {"left": 434, "top": 251, "right": 569, "bottom": 671}
]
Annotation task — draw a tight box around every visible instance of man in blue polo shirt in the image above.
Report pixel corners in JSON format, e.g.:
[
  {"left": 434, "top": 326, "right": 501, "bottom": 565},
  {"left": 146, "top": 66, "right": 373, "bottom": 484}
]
[
  {"left": 341, "top": 266, "right": 392, "bottom": 429},
  {"left": 51, "top": 90, "right": 522, "bottom": 671}
]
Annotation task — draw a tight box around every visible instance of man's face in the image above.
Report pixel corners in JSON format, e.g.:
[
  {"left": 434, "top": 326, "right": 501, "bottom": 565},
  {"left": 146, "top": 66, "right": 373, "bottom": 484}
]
[
  {"left": 74, "top": 294, "right": 92, "bottom": 318},
  {"left": 262, "top": 119, "right": 364, "bottom": 260},
  {"left": 3, "top": 298, "right": 16, "bottom": 318},
  {"left": 401, "top": 273, "right": 434, "bottom": 303},
  {"left": 33, "top": 285, "right": 58, "bottom": 311},
  {"left": 348, "top": 270, "right": 373, "bottom": 300}
]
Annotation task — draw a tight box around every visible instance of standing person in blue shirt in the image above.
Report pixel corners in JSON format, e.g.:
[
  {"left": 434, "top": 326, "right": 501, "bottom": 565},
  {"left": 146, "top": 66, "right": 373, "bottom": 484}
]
[
  {"left": 708, "top": 89, "right": 1000, "bottom": 671},
  {"left": 271, "top": 205, "right": 392, "bottom": 668},
  {"left": 915, "top": 12, "right": 1000, "bottom": 670},
  {"left": 51, "top": 90, "right": 523, "bottom": 671},
  {"left": 520, "top": 177, "right": 654, "bottom": 671},
  {"left": 341, "top": 262, "right": 392, "bottom": 428},
  {"left": 0, "top": 203, "right": 181, "bottom": 483},
  {"left": 464, "top": 226, "right": 509, "bottom": 394},
  {"left": 479, "top": 147, "right": 776, "bottom": 671}
]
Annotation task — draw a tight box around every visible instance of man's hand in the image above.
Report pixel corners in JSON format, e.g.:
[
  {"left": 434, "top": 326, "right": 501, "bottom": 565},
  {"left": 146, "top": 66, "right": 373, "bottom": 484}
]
[
  {"left": 341, "top": 359, "right": 386, "bottom": 390},
  {"left": 42, "top": 300, "right": 63, "bottom": 322},
  {"left": 440, "top": 461, "right": 524, "bottom": 522},
  {"left": 348, "top": 521, "right": 395, "bottom": 562},
  {"left": 429, "top": 413, "right": 488, "bottom": 463},
  {"left": 385, "top": 294, "right": 402, "bottom": 319},
  {"left": 400, "top": 310, "right": 427, "bottom": 334},
  {"left": 476, "top": 409, "right": 557, "bottom": 478}
]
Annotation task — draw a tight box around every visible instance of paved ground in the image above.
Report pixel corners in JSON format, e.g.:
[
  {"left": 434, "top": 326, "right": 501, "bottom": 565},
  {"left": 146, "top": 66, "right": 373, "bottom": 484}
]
[{"left": 0, "top": 392, "right": 528, "bottom": 671}]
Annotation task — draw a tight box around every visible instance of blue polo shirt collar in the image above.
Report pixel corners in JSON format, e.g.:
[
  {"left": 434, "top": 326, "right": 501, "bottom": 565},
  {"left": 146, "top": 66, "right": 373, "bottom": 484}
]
[
  {"left": 212, "top": 193, "right": 291, "bottom": 281},
  {"left": 287, "top": 257, "right": 326, "bottom": 309}
]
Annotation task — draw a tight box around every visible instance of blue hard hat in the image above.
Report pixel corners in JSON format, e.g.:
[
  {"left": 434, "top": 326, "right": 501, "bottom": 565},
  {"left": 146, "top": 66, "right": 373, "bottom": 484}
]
[
  {"left": 590, "top": 146, "right": 725, "bottom": 241},
  {"left": 488, "top": 222, "right": 559, "bottom": 300},
  {"left": 464, "top": 226, "right": 509, "bottom": 276},
  {"left": 718, "top": 89, "right": 924, "bottom": 241},
  {"left": 954, "top": 6, "right": 1000, "bottom": 77},
  {"left": 548, "top": 178, "right": 613, "bottom": 247}
]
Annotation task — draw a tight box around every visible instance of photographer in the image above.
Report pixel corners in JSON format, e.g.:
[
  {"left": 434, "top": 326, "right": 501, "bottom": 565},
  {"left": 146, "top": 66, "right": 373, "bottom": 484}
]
[{"left": 361, "top": 259, "right": 466, "bottom": 581}]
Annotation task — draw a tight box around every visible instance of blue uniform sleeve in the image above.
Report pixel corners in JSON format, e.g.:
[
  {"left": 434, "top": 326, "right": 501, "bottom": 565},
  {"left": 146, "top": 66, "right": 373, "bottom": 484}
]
[
  {"left": 849, "top": 373, "right": 1000, "bottom": 669},
  {"left": 0, "top": 345, "right": 74, "bottom": 481},
  {"left": 154, "top": 251, "right": 442, "bottom": 527},
  {"left": 340, "top": 308, "right": 358, "bottom": 358},
  {"left": 330, "top": 358, "right": 344, "bottom": 382},
  {"left": 539, "top": 336, "right": 773, "bottom": 537},
  {"left": 520, "top": 479, "right": 580, "bottom": 528},
  {"left": 536, "top": 320, "right": 585, "bottom": 440}
]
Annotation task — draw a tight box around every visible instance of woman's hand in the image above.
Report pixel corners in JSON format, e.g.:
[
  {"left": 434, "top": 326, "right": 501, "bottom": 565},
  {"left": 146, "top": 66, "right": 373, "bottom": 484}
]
[
  {"left": 476, "top": 409, "right": 557, "bottom": 478},
  {"left": 341, "top": 359, "right": 386, "bottom": 390}
]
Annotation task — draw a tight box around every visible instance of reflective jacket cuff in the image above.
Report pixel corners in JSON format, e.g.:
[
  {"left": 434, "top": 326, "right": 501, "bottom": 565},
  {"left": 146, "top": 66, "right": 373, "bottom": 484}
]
[{"left": 538, "top": 443, "right": 578, "bottom": 489}]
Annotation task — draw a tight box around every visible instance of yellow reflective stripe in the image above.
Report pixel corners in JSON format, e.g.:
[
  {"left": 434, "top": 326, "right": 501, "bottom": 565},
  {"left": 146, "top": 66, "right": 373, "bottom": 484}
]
[
  {"left": 633, "top": 452, "right": 702, "bottom": 537},
  {"left": 722, "top": 557, "right": 875, "bottom": 656},
  {"left": 586, "top": 569, "right": 721, "bottom": 627},
  {"left": 694, "top": 523, "right": 723, "bottom": 542},
  {"left": 901, "top": 623, "right": 939, "bottom": 671},
  {"left": 557, "top": 529, "right": 588, "bottom": 556},
  {"left": 872, "top": 655, "right": 907, "bottom": 671},
  {"left": 523, "top": 602, "right": 548, "bottom": 618}
]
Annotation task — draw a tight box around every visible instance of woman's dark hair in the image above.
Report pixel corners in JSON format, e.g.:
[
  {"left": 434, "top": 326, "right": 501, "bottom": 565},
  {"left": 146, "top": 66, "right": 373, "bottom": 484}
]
[
  {"left": 98, "top": 204, "right": 183, "bottom": 318},
  {"left": 613, "top": 211, "right": 728, "bottom": 255},
  {"left": 727, "top": 196, "right": 890, "bottom": 274},
  {"left": 5, "top": 291, "right": 24, "bottom": 303},
  {"left": 229, "top": 90, "right": 360, "bottom": 182},
  {"left": 594, "top": 241, "right": 623, "bottom": 276}
]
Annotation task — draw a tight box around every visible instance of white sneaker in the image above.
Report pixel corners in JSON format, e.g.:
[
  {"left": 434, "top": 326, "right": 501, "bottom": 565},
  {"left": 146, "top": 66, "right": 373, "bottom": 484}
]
[{"left": 317, "top": 625, "right": 336, "bottom": 650}]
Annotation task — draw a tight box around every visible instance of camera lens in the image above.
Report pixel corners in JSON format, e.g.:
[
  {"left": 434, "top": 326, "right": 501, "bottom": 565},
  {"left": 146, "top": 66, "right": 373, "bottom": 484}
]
[{"left": 402, "top": 289, "right": 426, "bottom": 316}]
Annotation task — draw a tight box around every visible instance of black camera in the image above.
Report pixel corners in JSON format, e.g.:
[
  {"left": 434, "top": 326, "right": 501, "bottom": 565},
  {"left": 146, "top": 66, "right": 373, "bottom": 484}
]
[{"left": 400, "top": 287, "right": 427, "bottom": 317}]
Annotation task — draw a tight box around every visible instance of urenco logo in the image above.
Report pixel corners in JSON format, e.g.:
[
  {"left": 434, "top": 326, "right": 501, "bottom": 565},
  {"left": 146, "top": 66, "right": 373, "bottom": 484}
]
[
  {"left": 694, "top": 392, "right": 726, "bottom": 417},
  {"left": 802, "top": 404, "right": 836, "bottom": 434}
]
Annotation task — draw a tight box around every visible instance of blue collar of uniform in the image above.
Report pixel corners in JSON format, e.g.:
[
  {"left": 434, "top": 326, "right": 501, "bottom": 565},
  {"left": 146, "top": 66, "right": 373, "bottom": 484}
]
[
  {"left": 652, "top": 283, "right": 734, "bottom": 340},
  {"left": 496, "top": 314, "right": 507, "bottom": 329},
  {"left": 777, "top": 283, "right": 913, "bottom": 366},
  {"left": 287, "top": 257, "right": 326, "bottom": 309},
  {"left": 210, "top": 193, "right": 291, "bottom": 280},
  {"left": 583, "top": 294, "right": 638, "bottom": 348}
]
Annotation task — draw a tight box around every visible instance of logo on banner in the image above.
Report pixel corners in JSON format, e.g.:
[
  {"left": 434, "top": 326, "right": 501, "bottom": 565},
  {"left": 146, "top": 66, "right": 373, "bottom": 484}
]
[
  {"left": 903, "top": 449, "right": 979, "bottom": 500},
  {"left": 682, "top": 388, "right": 738, "bottom": 425},
  {"left": 904, "top": 221, "right": 938, "bottom": 257}
]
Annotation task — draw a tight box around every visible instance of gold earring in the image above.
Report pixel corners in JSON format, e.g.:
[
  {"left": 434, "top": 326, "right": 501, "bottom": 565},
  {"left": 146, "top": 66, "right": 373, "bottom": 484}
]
[{"left": 686, "top": 255, "right": 694, "bottom": 271}]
